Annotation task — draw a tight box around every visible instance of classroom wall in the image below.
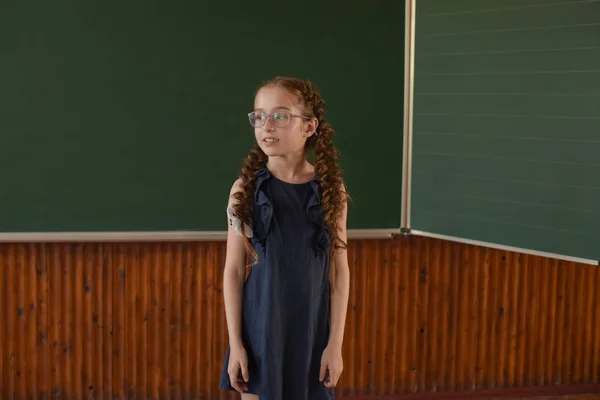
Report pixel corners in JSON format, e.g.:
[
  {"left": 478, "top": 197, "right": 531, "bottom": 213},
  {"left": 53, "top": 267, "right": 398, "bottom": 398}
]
[{"left": 0, "top": 237, "right": 599, "bottom": 399}]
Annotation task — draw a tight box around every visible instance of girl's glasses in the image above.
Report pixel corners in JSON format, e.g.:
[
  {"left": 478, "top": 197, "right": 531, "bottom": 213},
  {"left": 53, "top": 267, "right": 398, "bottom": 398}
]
[{"left": 248, "top": 110, "right": 311, "bottom": 128}]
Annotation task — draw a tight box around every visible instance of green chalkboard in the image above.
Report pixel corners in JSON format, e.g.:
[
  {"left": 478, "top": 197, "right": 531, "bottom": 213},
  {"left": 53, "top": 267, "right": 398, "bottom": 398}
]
[
  {"left": 0, "top": 1, "right": 404, "bottom": 233},
  {"left": 411, "top": 0, "right": 600, "bottom": 260}
]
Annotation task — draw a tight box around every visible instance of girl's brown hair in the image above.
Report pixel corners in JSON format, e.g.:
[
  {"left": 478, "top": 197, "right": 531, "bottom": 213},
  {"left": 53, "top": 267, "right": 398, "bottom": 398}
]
[{"left": 232, "top": 76, "right": 349, "bottom": 266}]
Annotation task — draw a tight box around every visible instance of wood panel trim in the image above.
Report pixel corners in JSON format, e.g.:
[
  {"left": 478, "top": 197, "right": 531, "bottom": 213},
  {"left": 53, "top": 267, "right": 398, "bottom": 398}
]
[
  {"left": 337, "top": 383, "right": 600, "bottom": 399},
  {"left": 1, "top": 237, "right": 598, "bottom": 398}
]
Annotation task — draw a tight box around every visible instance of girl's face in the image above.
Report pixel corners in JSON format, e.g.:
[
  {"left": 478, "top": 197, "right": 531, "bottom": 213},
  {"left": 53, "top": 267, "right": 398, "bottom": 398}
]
[{"left": 251, "top": 85, "right": 317, "bottom": 158}]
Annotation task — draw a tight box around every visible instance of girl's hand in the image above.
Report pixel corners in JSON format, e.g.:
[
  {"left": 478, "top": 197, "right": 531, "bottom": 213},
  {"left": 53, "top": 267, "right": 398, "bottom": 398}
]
[
  {"left": 227, "top": 345, "right": 249, "bottom": 393},
  {"left": 319, "top": 344, "right": 343, "bottom": 388}
]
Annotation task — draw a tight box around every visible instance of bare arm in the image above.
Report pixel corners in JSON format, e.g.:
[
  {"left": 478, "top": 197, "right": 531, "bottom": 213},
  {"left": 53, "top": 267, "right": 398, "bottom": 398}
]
[
  {"left": 320, "top": 184, "right": 350, "bottom": 388},
  {"left": 329, "top": 185, "right": 350, "bottom": 348},
  {"left": 222, "top": 179, "right": 247, "bottom": 350}
]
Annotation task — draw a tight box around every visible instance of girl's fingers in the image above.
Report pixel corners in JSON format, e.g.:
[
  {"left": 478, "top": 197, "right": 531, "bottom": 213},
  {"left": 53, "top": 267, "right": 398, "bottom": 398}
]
[
  {"left": 236, "top": 377, "right": 249, "bottom": 392},
  {"left": 324, "top": 368, "right": 341, "bottom": 388},
  {"left": 229, "top": 363, "right": 243, "bottom": 393},
  {"left": 319, "top": 361, "right": 328, "bottom": 382},
  {"left": 241, "top": 360, "right": 250, "bottom": 382}
]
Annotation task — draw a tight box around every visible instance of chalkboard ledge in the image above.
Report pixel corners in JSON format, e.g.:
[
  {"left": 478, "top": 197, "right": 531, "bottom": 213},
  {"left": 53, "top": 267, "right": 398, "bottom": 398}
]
[
  {"left": 0, "top": 229, "right": 400, "bottom": 243},
  {"left": 411, "top": 230, "right": 597, "bottom": 266}
]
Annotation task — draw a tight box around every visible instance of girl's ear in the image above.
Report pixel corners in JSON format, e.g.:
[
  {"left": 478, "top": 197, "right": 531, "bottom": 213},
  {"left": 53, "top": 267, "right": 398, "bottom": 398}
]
[{"left": 305, "top": 117, "right": 319, "bottom": 137}]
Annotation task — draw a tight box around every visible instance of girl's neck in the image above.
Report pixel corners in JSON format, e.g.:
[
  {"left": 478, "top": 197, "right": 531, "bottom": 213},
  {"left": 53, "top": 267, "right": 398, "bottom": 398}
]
[{"left": 266, "top": 156, "right": 314, "bottom": 183}]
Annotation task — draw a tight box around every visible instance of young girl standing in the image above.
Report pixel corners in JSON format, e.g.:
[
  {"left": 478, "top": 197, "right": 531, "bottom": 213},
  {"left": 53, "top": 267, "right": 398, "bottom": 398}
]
[{"left": 218, "top": 76, "right": 351, "bottom": 400}]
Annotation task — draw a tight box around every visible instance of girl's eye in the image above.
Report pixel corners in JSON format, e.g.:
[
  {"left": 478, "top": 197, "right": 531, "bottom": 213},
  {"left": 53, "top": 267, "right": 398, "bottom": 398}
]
[{"left": 273, "top": 113, "right": 288, "bottom": 121}]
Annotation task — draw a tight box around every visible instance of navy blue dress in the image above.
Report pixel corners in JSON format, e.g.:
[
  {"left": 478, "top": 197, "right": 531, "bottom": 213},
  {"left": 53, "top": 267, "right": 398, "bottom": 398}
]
[{"left": 219, "top": 167, "right": 334, "bottom": 400}]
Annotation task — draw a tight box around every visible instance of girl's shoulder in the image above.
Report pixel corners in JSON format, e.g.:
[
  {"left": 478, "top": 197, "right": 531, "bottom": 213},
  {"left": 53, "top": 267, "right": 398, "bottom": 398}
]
[
  {"left": 226, "top": 178, "right": 252, "bottom": 238},
  {"left": 229, "top": 178, "right": 243, "bottom": 197}
]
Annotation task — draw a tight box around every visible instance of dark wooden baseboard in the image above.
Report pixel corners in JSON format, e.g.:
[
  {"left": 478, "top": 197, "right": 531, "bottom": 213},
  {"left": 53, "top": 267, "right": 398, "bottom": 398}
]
[{"left": 338, "top": 384, "right": 600, "bottom": 399}]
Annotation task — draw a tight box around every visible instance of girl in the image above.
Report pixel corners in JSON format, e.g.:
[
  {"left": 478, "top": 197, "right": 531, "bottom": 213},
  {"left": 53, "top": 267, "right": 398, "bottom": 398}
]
[{"left": 218, "top": 76, "right": 350, "bottom": 400}]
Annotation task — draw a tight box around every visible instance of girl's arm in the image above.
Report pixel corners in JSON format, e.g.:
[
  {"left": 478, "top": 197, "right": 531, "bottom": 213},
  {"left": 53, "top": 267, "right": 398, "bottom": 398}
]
[
  {"left": 223, "top": 179, "right": 251, "bottom": 392},
  {"left": 328, "top": 185, "right": 350, "bottom": 348},
  {"left": 320, "top": 184, "right": 350, "bottom": 388},
  {"left": 223, "top": 179, "right": 247, "bottom": 350}
]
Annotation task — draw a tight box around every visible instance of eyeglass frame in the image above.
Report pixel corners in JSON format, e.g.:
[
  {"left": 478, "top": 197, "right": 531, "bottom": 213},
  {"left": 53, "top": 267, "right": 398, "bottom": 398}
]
[{"left": 247, "top": 110, "right": 313, "bottom": 128}]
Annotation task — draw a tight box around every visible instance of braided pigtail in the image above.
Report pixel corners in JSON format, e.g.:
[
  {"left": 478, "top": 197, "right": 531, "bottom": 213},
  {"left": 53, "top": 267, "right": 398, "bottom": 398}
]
[
  {"left": 231, "top": 145, "right": 267, "bottom": 265},
  {"left": 312, "top": 118, "right": 349, "bottom": 256},
  {"left": 308, "top": 95, "right": 349, "bottom": 262}
]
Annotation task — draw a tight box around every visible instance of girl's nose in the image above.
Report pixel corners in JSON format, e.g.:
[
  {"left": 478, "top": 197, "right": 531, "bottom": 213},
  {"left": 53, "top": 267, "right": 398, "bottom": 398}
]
[{"left": 264, "top": 116, "right": 276, "bottom": 131}]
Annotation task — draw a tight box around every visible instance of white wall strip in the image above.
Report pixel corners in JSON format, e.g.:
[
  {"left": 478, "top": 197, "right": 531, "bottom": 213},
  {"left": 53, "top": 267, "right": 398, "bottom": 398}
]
[
  {"left": 2, "top": 229, "right": 593, "bottom": 266},
  {"left": 0, "top": 229, "right": 400, "bottom": 243},
  {"left": 411, "top": 229, "right": 598, "bottom": 266}
]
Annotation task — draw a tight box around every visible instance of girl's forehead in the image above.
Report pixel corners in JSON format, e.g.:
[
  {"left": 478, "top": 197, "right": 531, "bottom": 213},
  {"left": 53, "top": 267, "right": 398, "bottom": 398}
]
[{"left": 254, "top": 86, "right": 301, "bottom": 110}]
